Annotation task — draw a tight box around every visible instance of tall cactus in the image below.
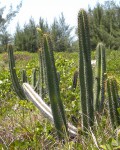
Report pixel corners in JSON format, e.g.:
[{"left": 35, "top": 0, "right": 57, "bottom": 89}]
[
  {"left": 42, "top": 34, "right": 68, "bottom": 139},
  {"left": 8, "top": 45, "right": 26, "bottom": 100},
  {"left": 78, "top": 9, "right": 94, "bottom": 130},
  {"left": 94, "top": 43, "right": 106, "bottom": 112}
]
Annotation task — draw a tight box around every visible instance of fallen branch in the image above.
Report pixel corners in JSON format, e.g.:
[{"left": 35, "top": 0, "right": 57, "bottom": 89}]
[{"left": 22, "top": 83, "right": 77, "bottom": 137}]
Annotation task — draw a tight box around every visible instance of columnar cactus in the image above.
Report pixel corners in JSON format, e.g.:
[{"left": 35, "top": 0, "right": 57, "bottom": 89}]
[
  {"left": 21, "top": 69, "right": 27, "bottom": 83},
  {"left": 38, "top": 49, "right": 45, "bottom": 98},
  {"left": 72, "top": 70, "right": 78, "bottom": 89},
  {"left": 8, "top": 45, "right": 26, "bottom": 100},
  {"left": 107, "top": 77, "right": 120, "bottom": 129},
  {"left": 78, "top": 9, "right": 94, "bottom": 130},
  {"left": 42, "top": 34, "right": 68, "bottom": 139},
  {"left": 32, "top": 68, "right": 37, "bottom": 89},
  {"left": 94, "top": 43, "right": 106, "bottom": 112}
]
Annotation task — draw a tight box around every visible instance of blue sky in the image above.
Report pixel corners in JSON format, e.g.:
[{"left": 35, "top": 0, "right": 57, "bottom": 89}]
[{"left": 2, "top": 0, "right": 119, "bottom": 35}]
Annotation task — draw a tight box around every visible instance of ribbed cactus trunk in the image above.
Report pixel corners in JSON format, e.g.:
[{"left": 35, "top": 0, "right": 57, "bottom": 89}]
[
  {"left": 72, "top": 70, "right": 78, "bottom": 89},
  {"left": 94, "top": 43, "right": 101, "bottom": 111},
  {"left": 8, "top": 45, "right": 26, "bottom": 100},
  {"left": 78, "top": 9, "right": 94, "bottom": 130},
  {"left": 99, "top": 43, "right": 106, "bottom": 111},
  {"left": 94, "top": 43, "right": 106, "bottom": 112},
  {"left": 38, "top": 48, "right": 48, "bottom": 99},
  {"left": 107, "top": 77, "right": 120, "bottom": 129},
  {"left": 32, "top": 68, "right": 37, "bottom": 89},
  {"left": 111, "top": 79, "right": 120, "bottom": 127},
  {"left": 37, "top": 28, "right": 47, "bottom": 98},
  {"left": 21, "top": 69, "right": 27, "bottom": 83},
  {"left": 42, "top": 34, "right": 68, "bottom": 139}
]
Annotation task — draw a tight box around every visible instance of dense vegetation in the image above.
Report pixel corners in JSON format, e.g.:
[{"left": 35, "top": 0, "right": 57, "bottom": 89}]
[
  {"left": 88, "top": 1, "right": 120, "bottom": 50},
  {"left": 0, "top": 0, "right": 120, "bottom": 149},
  {"left": 0, "top": 1, "right": 22, "bottom": 52},
  {"left": 0, "top": 49, "right": 120, "bottom": 149}
]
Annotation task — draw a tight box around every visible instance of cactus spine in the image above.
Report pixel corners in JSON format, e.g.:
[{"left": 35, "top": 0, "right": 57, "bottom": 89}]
[
  {"left": 94, "top": 43, "right": 106, "bottom": 112},
  {"left": 78, "top": 9, "right": 94, "bottom": 130},
  {"left": 8, "top": 45, "right": 26, "bottom": 100},
  {"left": 42, "top": 34, "right": 68, "bottom": 139}
]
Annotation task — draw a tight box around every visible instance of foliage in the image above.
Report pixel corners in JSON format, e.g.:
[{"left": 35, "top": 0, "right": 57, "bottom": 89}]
[
  {"left": 50, "top": 13, "right": 73, "bottom": 52},
  {"left": 14, "top": 13, "right": 74, "bottom": 52},
  {"left": 14, "top": 18, "right": 38, "bottom": 52},
  {"left": 0, "top": 1, "right": 22, "bottom": 52},
  {"left": 88, "top": 0, "right": 120, "bottom": 50},
  {"left": 0, "top": 49, "right": 120, "bottom": 148},
  {"left": 0, "top": 6, "right": 120, "bottom": 149}
]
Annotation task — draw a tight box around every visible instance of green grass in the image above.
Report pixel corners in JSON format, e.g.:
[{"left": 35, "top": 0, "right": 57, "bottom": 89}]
[{"left": 0, "top": 50, "right": 120, "bottom": 149}]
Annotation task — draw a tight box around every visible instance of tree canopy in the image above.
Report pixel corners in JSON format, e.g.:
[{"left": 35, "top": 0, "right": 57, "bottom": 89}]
[
  {"left": 14, "top": 13, "right": 74, "bottom": 52},
  {"left": 88, "top": 0, "right": 120, "bottom": 50},
  {"left": 0, "top": 1, "right": 22, "bottom": 52}
]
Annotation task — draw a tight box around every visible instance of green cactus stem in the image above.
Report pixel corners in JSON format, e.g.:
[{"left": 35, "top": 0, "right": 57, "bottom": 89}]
[
  {"left": 32, "top": 68, "right": 37, "bottom": 89},
  {"left": 107, "top": 77, "right": 120, "bottom": 129},
  {"left": 78, "top": 9, "right": 94, "bottom": 130},
  {"left": 99, "top": 43, "right": 106, "bottom": 111},
  {"left": 38, "top": 49, "right": 46, "bottom": 98},
  {"left": 107, "top": 78, "right": 116, "bottom": 129},
  {"left": 72, "top": 70, "right": 78, "bottom": 89},
  {"left": 111, "top": 78, "right": 120, "bottom": 126},
  {"left": 21, "top": 69, "right": 27, "bottom": 83},
  {"left": 94, "top": 43, "right": 106, "bottom": 112},
  {"left": 8, "top": 45, "right": 26, "bottom": 100},
  {"left": 43, "top": 34, "right": 68, "bottom": 139}
]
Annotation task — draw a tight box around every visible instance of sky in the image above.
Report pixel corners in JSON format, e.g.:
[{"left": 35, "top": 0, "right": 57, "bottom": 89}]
[{"left": 1, "top": 0, "right": 119, "bottom": 36}]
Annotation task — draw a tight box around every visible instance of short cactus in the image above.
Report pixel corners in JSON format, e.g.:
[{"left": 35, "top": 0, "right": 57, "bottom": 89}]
[{"left": 21, "top": 69, "right": 27, "bottom": 83}]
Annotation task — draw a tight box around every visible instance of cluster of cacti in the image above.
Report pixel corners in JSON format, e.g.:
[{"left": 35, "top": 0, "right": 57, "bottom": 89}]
[
  {"left": 107, "top": 77, "right": 120, "bottom": 129},
  {"left": 94, "top": 43, "right": 106, "bottom": 112},
  {"left": 78, "top": 9, "right": 94, "bottom": 131},
  {"left": 8, "top": 9, "right": 120, "bottom": 142}
]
